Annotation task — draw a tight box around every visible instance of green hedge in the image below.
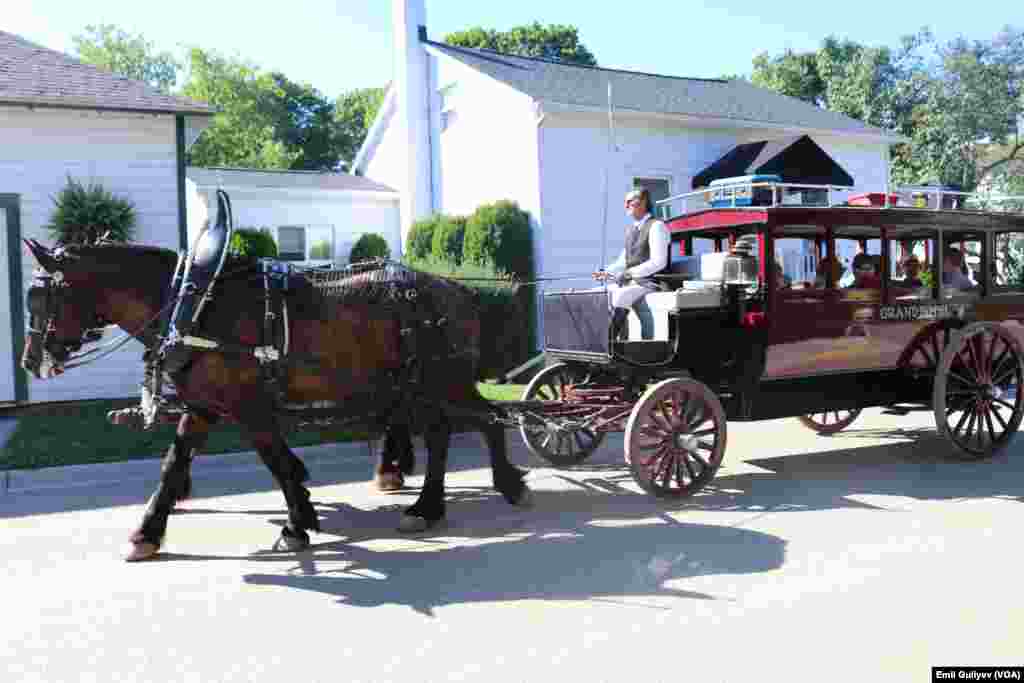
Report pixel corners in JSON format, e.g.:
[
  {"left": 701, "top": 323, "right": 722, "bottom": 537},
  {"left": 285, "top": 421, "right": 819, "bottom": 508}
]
[
  {"left": 406, "top": 215, "right": 441, "bottom": 261},
  {"left": 350, "top": 232, "right": 391, "bottom": 263},
  {"left": 463, "top": 200, "right": 534, "bottom": 279},
  {"left": 431, "top": 215, "right": 468, "bottom": 264},
  {"left": 230, "top": 228, "right": 278, "bottom": 259}
]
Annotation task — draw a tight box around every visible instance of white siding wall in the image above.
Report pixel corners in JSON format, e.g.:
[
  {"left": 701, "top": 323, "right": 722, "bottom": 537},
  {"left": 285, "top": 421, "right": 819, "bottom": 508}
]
[
  {"left": 187, "top": 184, "right": 401, "bottom": 265},
  {"left": 0, "top": 107, "right": 180, "bottom": 403},
  {"left": 537, "top": 114, "right": 742, "bottom": 287},
  {"left": 812, "top": 137, "right": 890, "bottom": 195}
]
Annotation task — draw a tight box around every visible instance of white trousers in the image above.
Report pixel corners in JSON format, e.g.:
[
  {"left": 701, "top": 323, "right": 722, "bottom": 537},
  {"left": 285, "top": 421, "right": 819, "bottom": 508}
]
[{"left": 606, "top": 282, "right": 655, "bottom": 309}]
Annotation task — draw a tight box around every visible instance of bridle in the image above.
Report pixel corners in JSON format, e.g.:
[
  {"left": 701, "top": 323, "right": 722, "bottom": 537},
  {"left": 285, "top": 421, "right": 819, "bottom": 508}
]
[{"left": 25, "top": 266, "right": 110, "bottom": 366}]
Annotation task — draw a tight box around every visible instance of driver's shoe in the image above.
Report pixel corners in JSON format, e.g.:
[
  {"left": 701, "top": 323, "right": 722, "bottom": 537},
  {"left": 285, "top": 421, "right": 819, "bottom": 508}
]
[{"left": 610, "top": 308, "right": 630, "bottom": 342}]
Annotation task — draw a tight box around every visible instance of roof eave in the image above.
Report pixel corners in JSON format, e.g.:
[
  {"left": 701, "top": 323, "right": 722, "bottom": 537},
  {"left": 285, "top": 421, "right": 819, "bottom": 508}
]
[
  {"left": 537, "top": 99, "right": 910, "bottom": 145},
  {"left": 0, "top": 97, "right": 217, "bottom": 117},
  {"left": 350, "top": 84, "right": 396, "bottom": 175}
]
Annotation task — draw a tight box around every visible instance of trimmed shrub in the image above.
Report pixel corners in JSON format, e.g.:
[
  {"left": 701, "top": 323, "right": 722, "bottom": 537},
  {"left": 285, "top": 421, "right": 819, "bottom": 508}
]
[
  {"left": 46, "top": 174, "right": 136, "bottom": 245},
  {"left": 431, "top": 214, "right": 468, "bottom": 265},
  {"left": 463, "top": 200, "right": 534, "bottom": 279},
  {"left": 350, "top": 232, "right": 391, "bottom": 263},
  {"left": 229, "top": 228, "right": 278, "bottom": 259},
  {"left": 406, "top": 215, "right": 441, "bottom": 260}
]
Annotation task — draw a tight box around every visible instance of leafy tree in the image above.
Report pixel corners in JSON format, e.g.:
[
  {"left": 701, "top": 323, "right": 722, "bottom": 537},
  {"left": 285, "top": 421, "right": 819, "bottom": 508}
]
[
  {"left": 335, "top": 87, "right": 387, "bottom": 168},
  {"left": 264, "top": 74, "right": 342, "bottom": 171},
  {"left": 71, "top": 24, "right": 181, "bottom": 93},
  {"left": 46, "top": 174, "right": 136, "bottom": 246},
  {"left": 180, "top": 47, "right": 300, "bottom": 169},
  {"left": 444, "top": 22, "right": 597, "bottom": 66}
]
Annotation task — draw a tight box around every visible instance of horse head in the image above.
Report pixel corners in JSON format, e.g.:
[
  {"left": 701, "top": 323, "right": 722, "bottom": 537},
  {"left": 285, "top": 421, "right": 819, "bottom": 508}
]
[{"left": 21, "top": 239, "right": 108, "bottom": 379}]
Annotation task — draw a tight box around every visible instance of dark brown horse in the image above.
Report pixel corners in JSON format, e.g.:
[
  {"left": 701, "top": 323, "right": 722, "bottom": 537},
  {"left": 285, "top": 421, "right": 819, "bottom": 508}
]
[{"left": 21, "top": 234, "right": 531, "bottom": 562}]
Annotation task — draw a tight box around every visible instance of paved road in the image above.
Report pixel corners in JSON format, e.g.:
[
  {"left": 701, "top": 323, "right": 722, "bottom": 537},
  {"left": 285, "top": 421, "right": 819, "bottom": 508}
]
[{"left": 2, "top": 408, "right": 1022, "bottom": 682}]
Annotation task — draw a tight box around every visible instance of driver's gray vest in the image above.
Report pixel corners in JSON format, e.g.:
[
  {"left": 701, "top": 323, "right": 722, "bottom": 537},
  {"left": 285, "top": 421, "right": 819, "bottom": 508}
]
[{"left": 625, "top": 217, "right": 657, "bottom": 271}]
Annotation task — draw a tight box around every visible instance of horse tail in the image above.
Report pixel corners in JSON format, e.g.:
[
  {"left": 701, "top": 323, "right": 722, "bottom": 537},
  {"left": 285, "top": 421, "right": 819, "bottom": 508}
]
[{"left": 474, "top": 284, "right": 533, "bottom": 381}]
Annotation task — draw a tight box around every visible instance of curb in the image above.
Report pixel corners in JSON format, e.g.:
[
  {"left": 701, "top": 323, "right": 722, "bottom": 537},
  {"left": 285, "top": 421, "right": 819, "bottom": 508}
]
[{"left": 0, "top": 430, "right": 488, "bottom": 497}]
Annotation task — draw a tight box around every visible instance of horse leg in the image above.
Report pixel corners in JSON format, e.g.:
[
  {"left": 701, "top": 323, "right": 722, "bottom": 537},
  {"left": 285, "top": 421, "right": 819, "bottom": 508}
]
[
  {"left": 374, "top": 422, "right": 415, "bottom": 492},
  {"left": 125, "top": 412, "right": 212, "bottom": 561},
  {"left": 482, "top": 419, "right": 532, "bottom": 507},
  {"left": 397, "top": 411, "right": 450, "bottom": 533},
  {"left": 174, "top": 411, "right": 220, "bottom": 504},
  {"left": 244, "top": 421, "right": 319, "bottom": 552}
]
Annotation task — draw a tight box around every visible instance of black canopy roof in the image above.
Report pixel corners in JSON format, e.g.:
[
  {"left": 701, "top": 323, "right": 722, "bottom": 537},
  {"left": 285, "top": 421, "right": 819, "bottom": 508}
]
[{"left": 692, "top": 135, "right": 855, "bottom": 189}]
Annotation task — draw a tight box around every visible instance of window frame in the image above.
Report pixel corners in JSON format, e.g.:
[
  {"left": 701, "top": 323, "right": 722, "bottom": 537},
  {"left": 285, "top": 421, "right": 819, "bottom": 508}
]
[{"left": 272, "top": 224, "right": 335, "bottom": 265}]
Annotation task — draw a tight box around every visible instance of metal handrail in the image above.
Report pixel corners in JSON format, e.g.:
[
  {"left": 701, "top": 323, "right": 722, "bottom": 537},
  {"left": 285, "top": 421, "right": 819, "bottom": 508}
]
[{"left": 653, "top": 181, "right": 1024, "bottom": 219}]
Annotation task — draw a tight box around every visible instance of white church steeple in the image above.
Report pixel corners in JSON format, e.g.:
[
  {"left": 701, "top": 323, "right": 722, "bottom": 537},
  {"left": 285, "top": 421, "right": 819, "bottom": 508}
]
[{"left": 392, "top": 0, "right": 433, "bottom": 244}]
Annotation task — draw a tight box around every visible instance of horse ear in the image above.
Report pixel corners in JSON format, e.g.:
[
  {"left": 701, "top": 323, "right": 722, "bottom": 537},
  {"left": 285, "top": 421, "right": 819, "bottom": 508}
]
[{"left": 24, "top": 239, "right": 58, "bottom": 272}]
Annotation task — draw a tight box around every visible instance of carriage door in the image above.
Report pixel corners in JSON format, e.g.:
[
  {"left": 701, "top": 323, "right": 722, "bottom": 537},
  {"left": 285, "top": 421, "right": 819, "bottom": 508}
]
[{"left": 0, "top": 197, "right": 20, "bottom": 403}]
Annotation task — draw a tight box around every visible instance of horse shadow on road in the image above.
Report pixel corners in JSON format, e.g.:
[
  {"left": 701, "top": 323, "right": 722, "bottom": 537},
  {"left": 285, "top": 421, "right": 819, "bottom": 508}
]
[
  {"left": 230, "top": 486, "right": 788, "bottom": 616},
  {"left": 158, "top": 425, "right": 1023, "bottom": 615}
]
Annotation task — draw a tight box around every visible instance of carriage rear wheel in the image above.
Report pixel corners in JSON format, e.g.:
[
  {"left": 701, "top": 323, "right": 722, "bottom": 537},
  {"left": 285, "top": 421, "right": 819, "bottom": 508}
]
[
  {"left": 933, "top": 322, "right": 1024, "bottom": 460},
  {"left": 797, "top": 409, "right": 862, "bottom": 435},
  {"left": 624, "top": 377, "right": 726, "bottom": 499},
  {"left": 519, "top": 363, "right": 607, "bottom": 467}
]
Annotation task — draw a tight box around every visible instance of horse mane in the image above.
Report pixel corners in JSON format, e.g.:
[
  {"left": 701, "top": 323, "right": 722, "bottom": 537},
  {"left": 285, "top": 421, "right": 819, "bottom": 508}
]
[{"left": 56, "top": 242, "right": 180, "bottom": 289}]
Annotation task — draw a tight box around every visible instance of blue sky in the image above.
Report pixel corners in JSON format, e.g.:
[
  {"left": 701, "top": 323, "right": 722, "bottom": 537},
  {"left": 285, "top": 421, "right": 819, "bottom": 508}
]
[{"left": 5, "top": 0, "right": 1017, "bottom": 99}]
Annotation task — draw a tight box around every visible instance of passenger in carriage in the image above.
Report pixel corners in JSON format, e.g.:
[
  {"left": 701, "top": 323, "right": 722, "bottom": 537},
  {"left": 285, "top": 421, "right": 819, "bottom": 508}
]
[
  {"left": 813, "top": 255, "right": 844, "bottom": 289},
  {"left": 900, "top": 256, "right": 924, "bottom": 288},
  {"left": 942, "top": 247, "right": 975, "bottom": 291},
  {"left": 593, "top": 188, "right": 670, "bottom": 341},
  {"left": 845, "top": 253, "right": 882, "bottom": 289}
]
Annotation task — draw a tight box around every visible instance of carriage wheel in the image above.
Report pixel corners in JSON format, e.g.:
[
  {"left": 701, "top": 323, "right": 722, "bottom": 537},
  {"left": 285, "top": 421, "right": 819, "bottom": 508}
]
[
  {"left": 797, "top": 409, "right": 862, "bottom": 435},
  {"left": 898, "top": 320, "right": 963, "bottom": 372},
  {"left": 625, "top": 377, "right": 726, "bottom": 499},
  {"left": 518, "top": 363, "right": 607, "bottom": 467},
  {"left": 933, "top": 322, "right": 1024, "bottom": 460}
]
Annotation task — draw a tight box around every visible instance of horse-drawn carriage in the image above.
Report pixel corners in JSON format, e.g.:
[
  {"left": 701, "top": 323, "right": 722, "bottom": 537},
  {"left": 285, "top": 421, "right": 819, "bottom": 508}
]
[{"left": 516, "top": 182, "right": 1024, "bottom": 498}]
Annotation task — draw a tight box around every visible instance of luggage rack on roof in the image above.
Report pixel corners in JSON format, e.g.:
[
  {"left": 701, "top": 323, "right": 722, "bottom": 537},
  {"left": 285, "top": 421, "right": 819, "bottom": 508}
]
[{"left": 654, "top": 181, "right": 1024, "bottom": 219}]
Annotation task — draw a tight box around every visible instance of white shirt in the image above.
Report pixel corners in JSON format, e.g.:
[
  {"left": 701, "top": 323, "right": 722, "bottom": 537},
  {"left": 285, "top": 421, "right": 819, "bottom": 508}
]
[{"left": 605, "top": 213, "right": 671, "bottom": 280}]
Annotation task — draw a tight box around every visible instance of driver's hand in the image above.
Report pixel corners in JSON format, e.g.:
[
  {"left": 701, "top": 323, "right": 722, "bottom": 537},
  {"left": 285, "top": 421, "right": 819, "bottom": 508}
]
[{"left": 593, "top": 270, "right": 610, "bottom": 281}]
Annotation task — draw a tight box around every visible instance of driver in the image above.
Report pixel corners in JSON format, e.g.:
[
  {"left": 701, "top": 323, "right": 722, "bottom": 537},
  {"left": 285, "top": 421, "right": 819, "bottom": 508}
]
[{"left": 593, "top": 188, "right": 670, "bottom": 341}]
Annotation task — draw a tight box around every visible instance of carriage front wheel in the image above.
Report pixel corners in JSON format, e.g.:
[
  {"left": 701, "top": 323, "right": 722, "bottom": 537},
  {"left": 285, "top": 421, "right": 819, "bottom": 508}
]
[
  {"left": 518, "top": 362, "right": 607, "bottom": 467},
  {"left": 797, "top": 409, "right": 862, "bottom": 435},
  {"left": 624, "top": 377, "right": 727, "bottom": 498},
  {"left": 933, "top": 322, "right": 1024, "bottom": 460}
]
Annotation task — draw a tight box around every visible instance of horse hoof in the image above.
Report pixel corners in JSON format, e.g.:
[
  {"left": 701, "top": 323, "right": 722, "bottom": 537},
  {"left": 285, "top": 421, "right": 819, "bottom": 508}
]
[
  {"left": 397, "top": 514, "right": 442, "bottom": 533},
  {"left": 513, "top": 487, "right": 535, "bottom": 508},
  {"left": 375, "top": 472, "right": 405, "bottom": 492},
  {"left": 124, "top": 542, "right": 160, "bottom": 562},
  {"left": 272, "top": 531, "right": 310, "bottom": 553}
]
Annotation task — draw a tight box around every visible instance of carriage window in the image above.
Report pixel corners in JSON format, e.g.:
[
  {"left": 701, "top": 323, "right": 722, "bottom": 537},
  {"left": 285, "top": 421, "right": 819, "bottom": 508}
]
[
  {"left": 941, "top": 233, "right": 982, "bottom": 298},
  {"left": 835, "top": 238, "right": 881, "bottom": 289},
  {"left": 888, "top": 236, "right": 936, "bottom": 300},
  {"left": 774, "top": 237, "right": 818, "bottom": 289},
  {"left": 993, "top": 232, "right": 1024, "bottom": 292}
]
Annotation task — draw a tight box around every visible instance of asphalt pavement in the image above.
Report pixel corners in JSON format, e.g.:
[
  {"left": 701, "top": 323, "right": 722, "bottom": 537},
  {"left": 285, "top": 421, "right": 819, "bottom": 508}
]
[{"left": 1, "top": 408, "right": 1022, "bottom": 682}]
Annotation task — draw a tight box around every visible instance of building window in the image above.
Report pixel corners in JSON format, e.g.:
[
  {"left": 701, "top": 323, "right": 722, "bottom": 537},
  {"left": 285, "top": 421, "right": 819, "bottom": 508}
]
[
  {"left": 633, "top": 177, "right": 672, "bottom": 219},
  {"left": 274, "top": 225, "right": 334, "bottom": 263}
]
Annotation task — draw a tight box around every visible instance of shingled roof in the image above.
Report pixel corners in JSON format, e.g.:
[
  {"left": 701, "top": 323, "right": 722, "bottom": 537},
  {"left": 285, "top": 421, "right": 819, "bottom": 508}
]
[
  {"left": 188, "top": 166, "right": 397, "bottom": 193},
  {"left": 0, "top": 30, "right": 215, "bottom": 116},
  {"left": 424, "top": 41, "right": 904, "bottom": 142}
]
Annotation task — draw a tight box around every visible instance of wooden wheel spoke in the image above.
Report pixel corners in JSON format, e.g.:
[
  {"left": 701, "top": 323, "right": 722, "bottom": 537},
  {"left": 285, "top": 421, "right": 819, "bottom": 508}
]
[
  {"left": 962, "top": 408, "right": 978, "bottom": 441},
  {"left": 640, "top": 445, "right": 670, "bottom": 468},
  {"left": 965, "top": 337, "right": 982, "bottom": 380},
  {"left": 675, "top": 458, "right": 688, "bottom": 488},
  {"left": 983, "top": 407, "right": 999, "bottom": 443},
  {"left": 681, "top": 453, "right": 698, "bottom": 480},
  {"left": 696, "top": 441, "right": 714, "bottom": 452},
  {"left": 951, "top": 404, "right": 973, "bottom": 436},
  {"left": 691, "top": 427, "right": 717, "bottom": 437},
  {"left": 660, "top": 454, "right": 675, "bottom": 489},
  {"left": 948, "top": 369, "right": 979, "bottom": 389},
  {"left": 992, "top": 364, "right": 1019, "bottom": 388},
  {"left": 993, "top": 398, "right": 1018, "bottom": 412},
  {"left": 991, "top": 404, "right": 1010, "bottom": 431}
]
